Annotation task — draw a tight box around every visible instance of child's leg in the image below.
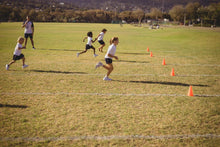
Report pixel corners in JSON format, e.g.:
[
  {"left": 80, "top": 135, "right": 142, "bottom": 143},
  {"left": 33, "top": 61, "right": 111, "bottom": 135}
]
[
  {"left": 25, "top": 38, "right": 28, "bottom": 47},
  {"left": 30, "top": 38, "right": 35, "bottom": 47},
  {"left": 91, "top": 46, "right": 96, "bottom": 54},
  {"left": 79, "top": 49, "right": 87, "bottom": 54},
  {"left": 22, "top": 57, "right": 25, "bottom": 66},
  {"left": 103, "top": 64, "right": 113, "bottom": 77},
  {"left": 100, "top": 44, "right": 105, "bottom": 52},
  {"left": 101, "top": 44, "right": 105, "bottom": 50},
  {"left": 8, "top": 60, "right": 16, "bottom": 66}
]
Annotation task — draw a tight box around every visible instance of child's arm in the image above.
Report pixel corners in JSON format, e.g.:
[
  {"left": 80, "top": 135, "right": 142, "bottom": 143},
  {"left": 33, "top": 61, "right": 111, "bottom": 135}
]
[
  {"left": 96, "top": 34, "right": 101, "bottom": 40},
  {"left": 83, "top": 37, "right": 87, "bottom": 42},
  {"left": 18, "top": 46, "right": 26, "bottom": 50},
  {"left": 22, "top": 21, "right": 28, "bottom": 28},
  {"left": 92, "top": 38, "right": 97, "bottom": 43},
  {"left": 32, "top": 26, "right": 34, "bottom": 35},
  {"left": 108, "top": 54, "right": 118, "bottom": 60}
]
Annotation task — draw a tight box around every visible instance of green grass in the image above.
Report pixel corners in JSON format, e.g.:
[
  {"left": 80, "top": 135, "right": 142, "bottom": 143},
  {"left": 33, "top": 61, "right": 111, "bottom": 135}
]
[{"left": 0, "top": 23, "right": 220, "bottom": 146}]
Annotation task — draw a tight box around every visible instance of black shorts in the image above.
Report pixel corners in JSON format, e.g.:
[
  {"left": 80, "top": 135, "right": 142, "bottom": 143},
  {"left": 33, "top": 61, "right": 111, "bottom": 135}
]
[
  {"left": 105, "top": 58, "right": 113, "bottom": 64},
  {"left": 98, "top": 40, "right": 105, "bottom": 45},
  {"left": 24, "top": 33, "right": 33, "bottom": 39},
  {"left": 13, "top": 54, "right": 24, "bottom": 60},
  {"left": 86, "top": 44, "right": 94, "bottom": 50}
]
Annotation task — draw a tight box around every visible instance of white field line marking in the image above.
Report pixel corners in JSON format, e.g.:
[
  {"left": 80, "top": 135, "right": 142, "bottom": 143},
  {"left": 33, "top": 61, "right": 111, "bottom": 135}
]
[
  {"left": 0, "top": 134, "right": 219, "bottom": 142},
  {"left": 1, "top": 73, "right": 220, "bottom": 77},
  {"left": 1, "top": 92, "right": 220, "bottom": 97}
]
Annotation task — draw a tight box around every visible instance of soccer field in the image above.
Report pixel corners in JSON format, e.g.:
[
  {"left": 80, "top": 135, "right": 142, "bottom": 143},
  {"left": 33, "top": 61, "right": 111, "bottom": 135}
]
[{"left": 0, "top": 23, "right": 220, "bottom": 146}]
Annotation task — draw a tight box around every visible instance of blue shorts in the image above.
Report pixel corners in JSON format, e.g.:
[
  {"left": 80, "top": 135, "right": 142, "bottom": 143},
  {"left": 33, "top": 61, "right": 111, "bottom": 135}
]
[
  {"left": 13, "top": 54, "right": 24, "bottom": 60},
  {"left": 105, "top": 58, "right": 112, "bottom": 64},
  {"left": 98, "top": 40, "right": 105, "bottom": 45}
]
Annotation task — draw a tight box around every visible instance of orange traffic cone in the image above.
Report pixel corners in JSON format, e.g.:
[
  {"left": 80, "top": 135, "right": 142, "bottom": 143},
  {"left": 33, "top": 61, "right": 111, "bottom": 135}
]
[
  {"left": 162, "top": 58, "right": 166, "bottom": 65},
  {"left": 171, "top": 68, "right": 175, "bottom": 76},
  {"left": 150, "top": 51, "right": 153, "bottom": 57},
  {"left": 147, "top": 47, "right": 150, "bottom": 52},
  {"left": 188, "top": 86, "right": 194, "bottom": 96}
]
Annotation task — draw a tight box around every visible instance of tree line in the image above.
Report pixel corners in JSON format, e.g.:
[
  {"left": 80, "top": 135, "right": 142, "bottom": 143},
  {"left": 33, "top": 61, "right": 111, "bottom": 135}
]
[{"left": 0, "top": 2, "right": 220, "bottom": 26}]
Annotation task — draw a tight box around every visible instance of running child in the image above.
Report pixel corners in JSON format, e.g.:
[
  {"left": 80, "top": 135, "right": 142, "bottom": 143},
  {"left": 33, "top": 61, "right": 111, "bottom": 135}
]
[
  {"left": 77, "top": 32, "right": 98, "bottom": 57},
  {"left": 6, "top": 37, "right": 28, "bottom": 70},
  {"left": 96, "top": 29, "right": 107, "bottom": 52},
  {"left": 95, "top": 37, "right": 119, "bottom": 81}
]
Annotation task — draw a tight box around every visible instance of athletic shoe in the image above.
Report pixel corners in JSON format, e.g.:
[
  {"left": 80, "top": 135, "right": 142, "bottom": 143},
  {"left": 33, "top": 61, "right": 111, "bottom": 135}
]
[
  {"left": 94, "top": 54, "right": 98, "bottom": 57},
  {"left": 6, "top": 64, "right": 9, "bottom": 70},
  {"left": 32, "top": 47, "right": 36, "bottom": 50},
  {"left": 103, "top": 76, "right": 112, "bottom": 81},
  {"left": 77, "top": 53, "right": 80, "bottom": 57},
  {"left": 22, "top": 64, "right": 29, "bottom": 69},
  {"left": 95, "top": 62, "right": 103, "bottom": 69}
]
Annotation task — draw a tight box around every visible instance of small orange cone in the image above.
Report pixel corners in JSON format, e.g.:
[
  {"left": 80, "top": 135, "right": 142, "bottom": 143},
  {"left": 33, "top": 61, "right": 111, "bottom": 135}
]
[
  {"left": 188, "top": 86, "right": 194, "bottom": 96},
  {"left": 147, "top": 47, "right": 150, "bottom": 52},
  {"left": 162, "top": 58, "right": 166, "bottom": 65},
  {"left": 150, "top": 51, "right": 153, "bottom": 57},
  {"left": 171, "top": 68, "right": 175, "bottom": 76}
]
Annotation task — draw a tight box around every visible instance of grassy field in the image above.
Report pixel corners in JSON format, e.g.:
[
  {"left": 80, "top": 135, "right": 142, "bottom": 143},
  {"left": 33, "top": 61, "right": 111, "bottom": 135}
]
[{"left": 0, "top": 22, "right": 220, "bottom": 146}]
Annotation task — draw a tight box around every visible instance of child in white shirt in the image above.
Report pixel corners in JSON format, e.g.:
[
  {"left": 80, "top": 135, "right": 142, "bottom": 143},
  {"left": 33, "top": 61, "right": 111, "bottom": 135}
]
[
  {"left": 6, "top": 37, "right": 28, "bottom": 70},
  {"left": 95, "top": 37, "right": 119, "bottom": 81},
  {"left": 77, "top": 32, "right": 98, "bottom": 57},
  {"left": 96, "top": 29, "right": 107, "bottom": 53}
]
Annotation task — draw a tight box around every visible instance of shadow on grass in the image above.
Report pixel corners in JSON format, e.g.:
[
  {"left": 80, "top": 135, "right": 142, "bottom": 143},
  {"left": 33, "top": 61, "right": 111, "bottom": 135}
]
[
  {"left": 130, "top": 81, "right": 209, "bottom": 87},
  {"left": 115, "top": 60, "right": 149, "bottom": 63},
  {"left": 114, "top": 80, "right": 208, "bottom": 87},
  {"left": 0, "top": 104, "right": 28, "bottom": 108},
  {"left": 38, "top": 49, "right": 81, "bottom": 52},
  {"left": 117, "top": 52, "right": 149, "bottom": 55},
  {"left": 30, "top": 70, "right": 87, "bottom": 75}
]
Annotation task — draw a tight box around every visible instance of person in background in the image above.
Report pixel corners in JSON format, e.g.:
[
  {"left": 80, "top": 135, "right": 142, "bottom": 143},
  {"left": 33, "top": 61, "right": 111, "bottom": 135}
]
[
  {"left": 22, "top": 16, "right": 35, "bottom": 49},
  {"left": 96, "top": 29, "right": 107, "bottom": 52}
]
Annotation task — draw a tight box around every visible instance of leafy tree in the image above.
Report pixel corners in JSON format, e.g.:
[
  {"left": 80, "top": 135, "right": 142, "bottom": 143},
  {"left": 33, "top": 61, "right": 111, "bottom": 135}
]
[
  {"left": 132, "top": 9, "right": 145, "bottom": 25},
  {"left": 150, "top": 8, "right": 162, "bottom": 20},
  {"left": 185, "top": 2, "right": 200, "bottom": 24},
  {"left": 169, "top": 5, "right": 185, "bottom": 22}
]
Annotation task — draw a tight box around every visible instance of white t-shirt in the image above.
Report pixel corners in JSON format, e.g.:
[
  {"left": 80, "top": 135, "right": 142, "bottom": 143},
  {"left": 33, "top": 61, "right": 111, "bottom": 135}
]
[
  {"left": 24, "top": 21, "right": 34, "bottom": 34},
  {"left": 87, "top": 37, "right": 92, "bottom": 46},
  {"left": 98, "top": 32, "right": 104, "bottom": 41},
  {"left": 14, "top": 43, "right": 22, "bottom": 56},
  {"left": 105, "top": 44, "right": 116, "bottom": 59}
]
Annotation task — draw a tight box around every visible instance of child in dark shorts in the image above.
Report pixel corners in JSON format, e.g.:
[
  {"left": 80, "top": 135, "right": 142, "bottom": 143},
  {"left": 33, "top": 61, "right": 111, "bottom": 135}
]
[
  {"left": 96, "top": 29, "right": 107, "bottom": 53},
  {"left": 95, "top": 37, "right": 119, "bottom": 81},
  {"left": 6, "top": 37, "right": 28, "bottom": 70},
  {"left": 77, "top": 32, "right": 98, "bottom": 57}
]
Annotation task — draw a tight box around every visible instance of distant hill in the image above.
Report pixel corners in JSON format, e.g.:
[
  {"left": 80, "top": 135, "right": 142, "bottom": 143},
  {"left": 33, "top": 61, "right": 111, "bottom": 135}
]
[
  {"left": 62, "top": 0, "right": 220, "bottom": 12},
  {"left": 1, "top": 0, "right": 219, "bottom": 12}
]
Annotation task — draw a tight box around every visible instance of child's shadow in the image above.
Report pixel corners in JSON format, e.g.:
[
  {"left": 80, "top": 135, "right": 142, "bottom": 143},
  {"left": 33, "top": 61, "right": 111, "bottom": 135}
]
[{"left": 29, "top": 70, "right": 87, "bottom": 75}]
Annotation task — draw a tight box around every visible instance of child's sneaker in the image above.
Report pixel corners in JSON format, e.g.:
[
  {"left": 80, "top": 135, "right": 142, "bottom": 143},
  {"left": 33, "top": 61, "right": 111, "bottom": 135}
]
[
  {"left": 94, "top": 54, "right": 98, "bottom": 57},
  {"left": 6, "top": 64, "right": 9, "bottom": 70},
  {"left": 95, "top": 62, "right": 103, "bottom": 69},
  {"left": 103, "top": 76, "right": 112, "bottom": 81},
  {"left": 32, "top": 47, "right": 36, "bottom": 50},
  {"left": 77, "top": 53, "right": 80, "bottom": 57},
  {"left": 22, "top": 64, "right": 29, "bottom": 69}
]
